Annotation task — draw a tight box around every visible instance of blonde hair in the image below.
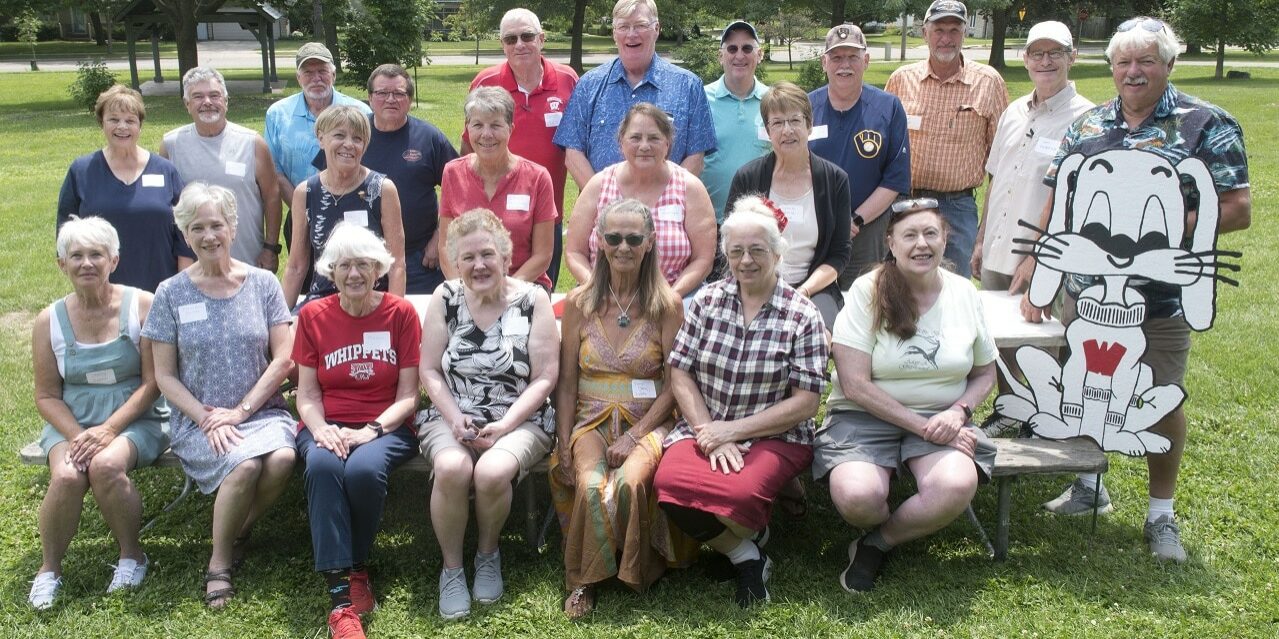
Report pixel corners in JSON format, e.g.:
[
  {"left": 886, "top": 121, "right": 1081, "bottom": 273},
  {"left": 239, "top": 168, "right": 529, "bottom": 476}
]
[
  {"left": 315, "top": 104, "right": 371, "bottom": 141},
  {"left": 445, "top": 208, "right": 514, "bottom": 267},
  {"left": 94, "top": 85, "right": 145, "bottom": 126},
  {"left": 612, "top": 0, "right": 657, "bottom": 21}
]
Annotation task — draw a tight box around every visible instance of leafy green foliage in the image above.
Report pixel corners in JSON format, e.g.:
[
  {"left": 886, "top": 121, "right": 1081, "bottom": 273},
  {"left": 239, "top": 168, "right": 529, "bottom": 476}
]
[
  {"left": 1171, "top": 0, "right": 1279, "bottom": 78},
  {"left": 795, "top": 57, "right": 827, "bottom": 91},
  {"left": 676, "top": 37, "right": 722, "bottom": 83},
  {"left": 341, "top": 0, "right": 437, "bottom": 80},
  {"left": 67, "top": 59, "right": 117, "bottom": 111}
]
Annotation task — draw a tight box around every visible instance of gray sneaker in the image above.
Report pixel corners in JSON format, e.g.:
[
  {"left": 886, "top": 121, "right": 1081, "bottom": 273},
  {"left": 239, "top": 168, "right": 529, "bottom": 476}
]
[
  {"left": 1042, "top": 478, "right": 1114, "bottom": 516},
  {"left": 1144, "top": 515, "right": 1188, "bottom": 563},
  {"left": 438, "top": 567, "right": 471, "bottom": 620},
  {"left": 472, "top": 550, "right": 503, "bottom": 604}
]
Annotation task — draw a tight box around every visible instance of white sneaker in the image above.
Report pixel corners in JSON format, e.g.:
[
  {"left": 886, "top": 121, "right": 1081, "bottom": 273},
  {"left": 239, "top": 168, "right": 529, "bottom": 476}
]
[
  {"left": 107, "top": 554, "right": 148, "bottom": 592},
  {"left": 29, "top": 571, "right": 61, "bottom": 610}
]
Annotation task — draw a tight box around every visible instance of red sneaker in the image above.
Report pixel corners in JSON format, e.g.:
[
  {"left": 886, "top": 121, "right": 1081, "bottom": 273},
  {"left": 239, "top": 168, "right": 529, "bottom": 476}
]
[
  {"left": 327, "top": 606, "right": 366, "bottom": 639},
  {"left": 349, "top": 568, "right": 377, "bottom": 615}
]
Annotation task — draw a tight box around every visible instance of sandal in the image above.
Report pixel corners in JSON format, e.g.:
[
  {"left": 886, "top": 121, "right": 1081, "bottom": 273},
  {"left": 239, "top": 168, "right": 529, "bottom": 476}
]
[
  {"left": 204, "top": 570, "right": 235, "bottom": 609},
  {"left": 231, "top": 533, "right": 251, "bottom": 573},
  {"left": 563, "top": 585, "right": 595, "bottom": 620}
]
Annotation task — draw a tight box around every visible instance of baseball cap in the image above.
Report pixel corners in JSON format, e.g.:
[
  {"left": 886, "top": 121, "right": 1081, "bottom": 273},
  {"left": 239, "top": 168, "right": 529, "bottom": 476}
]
[
  {"left": 721, "top": 20, "right": 758, "bottom": 43},
  {"left": 295, "top": 42, "right": 334, "bottom": 68},
  {"left": 925, "top": 0, "right": 967, "bottom": 23},
  {"left": 1026, "top": 21, "right": 1073, "bottom": 48},
  {"left": 823, "top": 23, "right": 867, "bottom": 53}
]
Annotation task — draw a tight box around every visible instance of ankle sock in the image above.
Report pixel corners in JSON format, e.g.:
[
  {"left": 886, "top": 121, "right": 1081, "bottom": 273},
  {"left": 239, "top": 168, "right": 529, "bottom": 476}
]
[
  {"left": 1077, "top": 474, "right": 1101, "bottom": 492},
  {"left": 724, "top": 539, "right": 760, "bottom": 565},
  {"left": 1147, "top": 497, "right": 1175, "bottom": 523},
  {"left": 323, "top": 569, "right": 352, "bottom": 609},
  {"left": 864, "top": 528, "right": 893, "bottom": 552}
]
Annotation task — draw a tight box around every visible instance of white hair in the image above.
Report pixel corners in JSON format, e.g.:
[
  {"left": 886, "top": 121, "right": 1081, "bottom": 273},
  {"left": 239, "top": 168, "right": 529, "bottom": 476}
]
[
  {"left": 315, "top": 222, "right": 394, "bottom": 280},
  {"left": 181, "top": 66, "right": 228, "bottom": 102},
  {"left": 500, "top": 8, "right": 542, "bottom": 32},
  {"left": 57, "top": 216, "right": 120, "bottom": 259},
  {"left": 173, "top": 181, "right": 238, "bottom": 234},
  {"left": 721, "top": 195, "right": 788, "bottom": 263},
  {"left": 1107, "top": 17, "right": 1180, "bottom": 65}
]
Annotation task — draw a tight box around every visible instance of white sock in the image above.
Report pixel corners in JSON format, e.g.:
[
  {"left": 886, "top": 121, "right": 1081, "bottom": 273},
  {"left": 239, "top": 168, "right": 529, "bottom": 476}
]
[
  {"left": 724, "top": 539, "right": 760, "bottom": 565},
  {"left": 1147, "top": 497, "right": 1175, "bottom": 522},
  {"left": 1077, "top": 473, "right": 1100, "bottom": 491}
]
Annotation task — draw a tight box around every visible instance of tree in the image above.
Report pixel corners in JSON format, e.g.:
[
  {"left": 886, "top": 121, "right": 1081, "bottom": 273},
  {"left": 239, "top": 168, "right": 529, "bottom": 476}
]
[
  {"left": 759, "top": 10, "right": 818, "bottom": 69},
  {"left": 341, "top": 0, "right": 436, "bottom": 81},
  {"left": 1171, "top": 0, "right": 1279, "bottom": 79},
  {"left": 445, "top": 0, "right": 495, "bottom": 65},
  {"left": 16, "top": 9, "right": 40, "bottom": 70}
]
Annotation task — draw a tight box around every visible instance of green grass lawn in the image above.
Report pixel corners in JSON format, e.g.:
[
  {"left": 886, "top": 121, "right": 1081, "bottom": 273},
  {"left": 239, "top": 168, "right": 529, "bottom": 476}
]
[{"left": 1, "top": 61, "right": 1277, "bottom": 637}]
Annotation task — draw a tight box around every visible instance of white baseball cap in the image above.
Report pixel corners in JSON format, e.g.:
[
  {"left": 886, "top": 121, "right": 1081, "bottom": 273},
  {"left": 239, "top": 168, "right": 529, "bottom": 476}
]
[{"left": 1026, "top": 21, "right": 1073, "bottom": 48}]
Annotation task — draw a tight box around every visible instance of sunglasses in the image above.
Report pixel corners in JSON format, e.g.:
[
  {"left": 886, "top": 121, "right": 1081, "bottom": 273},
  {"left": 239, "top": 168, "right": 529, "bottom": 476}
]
[
  {"left": 501, "top": 32, "right": 540, "bottom": 45},
  {"left": 602, "top": 232, "right": 646, "bottom": 247},
  {"left": 890, "top": 197, "right": 940, "bottom": 216},
  {"left": 1117, "top": 17, "right": 1166, "bottom": 33},
  {"left": 723, "top": 43, "right": 756, "bottom": 55}
]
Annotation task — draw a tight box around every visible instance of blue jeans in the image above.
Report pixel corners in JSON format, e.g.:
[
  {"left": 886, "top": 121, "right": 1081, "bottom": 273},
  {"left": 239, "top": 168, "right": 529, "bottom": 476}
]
[
  {"left": 297, "top": 426, "right": 418, "bottom": 571},
  {"left": 933, "top": 192, "right": 978, "bottom": 279},
  {"left": 405, "top": 246, "right": 447, "bottom": 294}
]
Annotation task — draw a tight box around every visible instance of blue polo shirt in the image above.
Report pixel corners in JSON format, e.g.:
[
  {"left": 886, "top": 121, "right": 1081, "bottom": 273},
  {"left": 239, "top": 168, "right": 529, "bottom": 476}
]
[
  {"left": 703, "top": 75, "right": 771, "bottom": 221},
  {"left": 554, "top": 54, "right": 717, "bottom": 172},
  {"left": 808, "top": 84, "right": 911, "bottom": 214},
  {"left": 264, "top": 89, "right": 371, "bottom": 188}
]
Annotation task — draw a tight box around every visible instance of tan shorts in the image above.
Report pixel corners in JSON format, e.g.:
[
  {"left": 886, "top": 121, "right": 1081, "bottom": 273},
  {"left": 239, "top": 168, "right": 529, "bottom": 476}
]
[{"left": 417, "top": 417, "right": 553, "bottom": 482}]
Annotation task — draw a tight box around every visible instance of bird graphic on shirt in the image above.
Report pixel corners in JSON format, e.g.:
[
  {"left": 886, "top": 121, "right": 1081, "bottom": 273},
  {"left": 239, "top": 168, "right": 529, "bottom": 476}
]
[{"left": 903, "top": 334, "right": 941, "bottom": 369}]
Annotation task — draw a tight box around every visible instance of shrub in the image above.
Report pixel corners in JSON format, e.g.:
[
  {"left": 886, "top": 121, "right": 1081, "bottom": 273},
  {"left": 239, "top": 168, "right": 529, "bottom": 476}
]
[
  {"left": 68, "top": 59, "right": 118, "bottom": 111},
  {"left": 796, "top": 57, "right": 827, "bottom": 92},
  {"left": 341, "top": 0, "right": 435, "bottom": 80},
  {"left": 676, "top": 37, "right": 769, "bottom": 85}
]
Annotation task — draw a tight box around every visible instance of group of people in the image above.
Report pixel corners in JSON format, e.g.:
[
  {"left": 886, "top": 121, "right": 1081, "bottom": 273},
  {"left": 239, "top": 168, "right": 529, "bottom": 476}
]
[{"left": 33, "top": 0, "right": 1249, "bottom": 636}]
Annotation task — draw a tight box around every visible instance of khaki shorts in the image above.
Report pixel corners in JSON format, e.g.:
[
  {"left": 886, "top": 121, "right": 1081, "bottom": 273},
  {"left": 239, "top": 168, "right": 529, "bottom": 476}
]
[
  {"left": 1061, "top": 298, "right": 1192, "bottom": 386},
  {"left": 417, "top": 417, "right": 553, "bottom": 482},
  {"left": 812, "top": 410, "right": 995, "bottom": 484}
]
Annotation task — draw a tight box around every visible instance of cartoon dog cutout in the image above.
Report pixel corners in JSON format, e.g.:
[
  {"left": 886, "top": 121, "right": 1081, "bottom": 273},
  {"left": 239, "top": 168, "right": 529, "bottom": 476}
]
[{"left": 994, "top": 149, "right": 1240, "bottom": 457}]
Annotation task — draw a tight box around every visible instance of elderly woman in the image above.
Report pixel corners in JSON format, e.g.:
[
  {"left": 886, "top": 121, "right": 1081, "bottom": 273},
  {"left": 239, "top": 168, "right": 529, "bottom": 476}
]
[
  {"left": 815, "top": 198, "right": 996, "bottom": 593},
  {"left": 652, "top": 204, "right": 829, "bottom": 608},
  {"left": 439, "top": 87, "right": 557, "bottom": 289},
  {"left": 28, "top": 217, "right": 170, "bottom": 609},
  {"left": 144, "top": 182, "right": 297, "bottom": 608},
  {"left": 283, "top": 105, "right": 406, "bottom": 307},
  {"left": 565, "top": 103, "right": 716, "bottom": 298},
  {"left": 726, "top": 81, "right": 852, "bottom": 327},
  {"left": 419, "top": 209, "right": 558, "bottom": 620},
  {"left": 58, "top": 85, "right": 191, "bottom": 292},
  {"left": 550, "top": 199, "right": 692, "bottom": 619},
  {"left": 293, "top": 222, "right": 422, "bottom": 638}
]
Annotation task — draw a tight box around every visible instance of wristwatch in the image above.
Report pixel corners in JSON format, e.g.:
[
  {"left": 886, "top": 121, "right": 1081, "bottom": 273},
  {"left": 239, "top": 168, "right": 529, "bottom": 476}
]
[
  {"left": 851, "top": 213, "right": 866, "bottom": 228},
  {"left": 954, "top": 402, "right": 973, "bottom": 420},
  {"left": 366, "top": 421, "right": 384, "bottom": 437},
  {"left": 262, "top": 241, "right": 283, "bottom": 255},
  {"left": 239, "top": 401, "right": 253, "bottom": 414}
]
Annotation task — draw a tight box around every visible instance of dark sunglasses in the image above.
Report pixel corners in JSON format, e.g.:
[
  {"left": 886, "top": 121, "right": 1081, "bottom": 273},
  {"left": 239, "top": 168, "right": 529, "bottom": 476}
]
[
  {"left": 502, "top": 32, "right": 540, "bottom": 45},
  {"left": 1117, "top": 17, "right": 1166, "bottom": 33},
  {"left": 723, "top": 43, "right": 756, "bottom": 55},
  {"left": 602, "top": 232, "right": 646, "bottom": 247}
]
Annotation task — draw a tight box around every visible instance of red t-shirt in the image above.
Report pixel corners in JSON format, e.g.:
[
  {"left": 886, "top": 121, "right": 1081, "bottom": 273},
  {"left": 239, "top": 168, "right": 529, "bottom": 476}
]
[
  {"left": 465, "top": 58, "right": 578, "bottom": 220},
  {"left": 292, "top": 293, "right": 422, "bottom": 428},
  {"left": 440, "top": 156, "right": 557, "bottom": 289}
]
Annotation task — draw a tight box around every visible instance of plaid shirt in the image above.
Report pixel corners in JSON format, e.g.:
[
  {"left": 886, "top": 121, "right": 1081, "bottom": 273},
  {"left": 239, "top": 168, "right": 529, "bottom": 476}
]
[
  {"left": 588, "top": 161, "right": 692, "bottom": 285},
  {"left": 665, "top": 278, "right": 829, "bottom": 448},
  {"left": 886, "top": 56, "right": 1008, "bottom": 192}
]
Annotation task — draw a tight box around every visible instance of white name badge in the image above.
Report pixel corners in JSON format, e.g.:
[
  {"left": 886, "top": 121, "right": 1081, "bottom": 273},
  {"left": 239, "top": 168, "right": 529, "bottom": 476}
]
[
  {"left": 363, "top": 331, "right": 391, "bottom": 352},
  {"left": 502, "top": 314, "right": 530, "bottom": 337},
  {"left": 141, "top": 173, "right": 165, "bottom": 188},
  {"left": 506, "top": 193, "right": 531, "bottom": 211},
  {"left": 86, "top": 368, "right": 118, "bottom": 385},
  {"left": 1034, "top": 136, "right": 1060, "bottom": 156},
  {"left": 808, "top": 125, "right": 829, "bottom": 141},
  {"left": 656, "top": 204, "right": 684, "bottom": 222},
  {"left": 906, "top": 115, "right": 922, "bottom": 131},
  {"left": 543, "top": 112, "right": 563, "bottom": 127},
  {"left": 631, "top": 379, "right": 657, "bottom": 399},
  {"left": 178, "top": 302, "right": 208, "bottom": 324},
  {"left": 225, "top": 161, "right": 247, "bottom": 177},
  {"left": 779, "top": 204, "right": 802, "bottom": 224},
  {"left": 757, "top": 126, "right": 770, "bottom": 141},
  {"left": 344, "top": 210, "right": 369, "bottom": 227}
]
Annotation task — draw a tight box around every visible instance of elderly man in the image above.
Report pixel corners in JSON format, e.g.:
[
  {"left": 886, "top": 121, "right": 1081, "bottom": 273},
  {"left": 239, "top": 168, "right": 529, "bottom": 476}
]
[
  {"left": 160, "top": 67, "right": 281, "bottom": 271},
  {"left": 885, "top": 0, "right": 1007, "bottom": 278},
  {"left": 264, "top": 43, "right": 371, "bottom": 252},
  {"left": 465, "top": 8, "right": 577, "bottom": 287},
  {"left": 1028, "top": 17, "right": 1250, "bottom": 563},
  {"left": 554, "top": 0, "right": 716, "bottom": 187},
  {"left": 702, "top": 20, "right": 770, "bottom": 222},
  {"left": 809, "top": 23, "right": 911, "bottom": 286}
]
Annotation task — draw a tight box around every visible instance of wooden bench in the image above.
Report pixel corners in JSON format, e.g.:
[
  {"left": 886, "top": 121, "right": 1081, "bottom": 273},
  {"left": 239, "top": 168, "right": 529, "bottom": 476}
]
[{"left": 20, "top": 442, "right": 554, "bottom": 549}]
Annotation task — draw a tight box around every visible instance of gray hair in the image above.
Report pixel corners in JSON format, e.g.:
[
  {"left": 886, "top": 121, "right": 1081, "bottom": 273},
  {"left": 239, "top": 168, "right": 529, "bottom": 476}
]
[
  {"left": 57, "top": 215, "right": 120, "bottom": 259},
  {"left": 500, "top": 8, "right": 542, "bottom": 32},
  {"left": 721, "top": 194, "right": 788, "bottom": 259},
  {"left": 315, "top": 222, "right": 395, "bottom": 280},
  {"left": 173, "top": 181, "right": 238, "bottom": 234},
  {"left": 445, "top": 208, "right": 514, "bottom": 267},
  {"left": 463, "top": 86, "right": 515, "bottom": 126},
  {"left": 1107, "top": 17, "right": 1180, "bottom": 65},
  {"left": 613, "top": 0, "right": 657, "bottom": 21},
  {"left": 181, "top": 66, "right": 227, "bottom": 102}
]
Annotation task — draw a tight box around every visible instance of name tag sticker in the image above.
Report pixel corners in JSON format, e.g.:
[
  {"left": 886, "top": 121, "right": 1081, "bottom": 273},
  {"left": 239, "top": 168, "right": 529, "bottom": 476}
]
[
  {"left": 363, "top": 331, "right": 391, "bottom": 352},
  {"left": 906, "top": 115, "right": 922, "bottom": 131},
  {"left": 506, "top": 194, "right": 531, "bottom": 211},
  {"left": 141, "top": 173, "right": 165, "bottom": 188},
  {"left": 631, "top": 379, "right": 657, "bottom": 399},
  {"left": 543, "top": 112, "right": 563, "bottom": 127},
  {"left": 808, "top": 125, "right": 829, "bottom": 141},
  {"left": 344, "top": 210, "right": 369, "bottom": 227},
  {"left": 86, "top": 369, "right": 118, "bottom": 385},
  {"left": 178, "top": 302, "right": 208, "bottom": 324},
  {"left": 780, "top": 204, "right": 802, "bottom": 222},
  {"left": 502, "top": 315, "right": 530, "bottom": 337},
  {"left": 656, "top": 205, "right": 684, "bottom": 222},
  {"left": 225, "top": 161, "right": 247, "bottom": 177},
  {"left": 757, "top": 126, "right": 770, "bottom": 141},
  {"left": 1034, "top": 136, "right": 1060, "bottom": 156}
]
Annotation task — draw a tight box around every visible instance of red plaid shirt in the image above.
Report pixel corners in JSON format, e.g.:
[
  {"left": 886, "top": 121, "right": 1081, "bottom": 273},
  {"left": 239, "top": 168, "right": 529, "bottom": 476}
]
[{"left": 589, "top": 161, "right": 692, "bottom": 285}]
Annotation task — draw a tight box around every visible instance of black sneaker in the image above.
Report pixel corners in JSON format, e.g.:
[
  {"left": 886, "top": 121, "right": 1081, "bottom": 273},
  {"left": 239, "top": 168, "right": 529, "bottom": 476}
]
[
  {"left": 840, "top": 536, "right": 886, "bottom": 593},
  {"left": 733, "top": 548, "right": 771, "bottom": 608}
]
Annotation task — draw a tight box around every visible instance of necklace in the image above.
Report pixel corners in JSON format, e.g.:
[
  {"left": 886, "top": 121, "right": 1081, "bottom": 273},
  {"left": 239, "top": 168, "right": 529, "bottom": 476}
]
[{"left": 607, "top": 283, "right": 636, "bottom": 328}]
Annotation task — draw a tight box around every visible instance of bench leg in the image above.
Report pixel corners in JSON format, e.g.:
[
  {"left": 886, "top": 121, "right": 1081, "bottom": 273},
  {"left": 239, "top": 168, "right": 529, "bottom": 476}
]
[
  {"left": 140, "top": 474, "right": 193, "bottom": 536},
  {"left": 536, "top": 504, "right": 557, "bottom": 552},
  {"left": 524, "top": 475, "right": 538, "bottom": 550},
  {"left": 994, "top": 476, "right": 1013, "bottom": 561},
  {"left": 965, "top": 505, "right": 995, "bottom": 558}
]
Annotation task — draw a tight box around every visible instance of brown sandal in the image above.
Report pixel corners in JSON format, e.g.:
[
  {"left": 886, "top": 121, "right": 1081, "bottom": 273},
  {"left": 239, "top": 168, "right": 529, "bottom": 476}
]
[
  {"left": 564, "top": 585, "right": 595, "bottom": 620},
  {"left": 204, "top": 570, "right": 235, "bottom": 609},
  {"left": 231, "top": 533, "right": 251, "bottom": 573}
]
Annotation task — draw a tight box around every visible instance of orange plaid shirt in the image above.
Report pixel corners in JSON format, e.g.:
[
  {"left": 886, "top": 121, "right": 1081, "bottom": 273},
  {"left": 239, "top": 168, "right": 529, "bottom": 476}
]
[{"left": 886, "top": 56, "right": 1008, "bottom": 192}]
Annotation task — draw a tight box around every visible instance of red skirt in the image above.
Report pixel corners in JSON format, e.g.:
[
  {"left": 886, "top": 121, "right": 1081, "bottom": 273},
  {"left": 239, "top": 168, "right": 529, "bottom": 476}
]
[{"left": 654, "top": 438, "right": 813, "bottom": 531}]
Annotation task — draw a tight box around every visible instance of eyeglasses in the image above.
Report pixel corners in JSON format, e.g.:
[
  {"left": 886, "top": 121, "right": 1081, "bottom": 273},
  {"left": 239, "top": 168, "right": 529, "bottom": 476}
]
[
  {"left": 614, "top": 21, "right": 655, "bottom": 34},
  {"left": 1117, "top": 17, "right": 1167, "bottom": 33},
  {"left": 1027, "top": 49, "right": 1069, "bottom": 62},
  {"left": 725, "top": 246, "right": 772, "bottom": 261},
  {"left": 602, "top": 232, "right": 646, "bottom": 247},
  {"left": 501, "top": 32, "right": 540, "bottom": 45},
  {"left": 371, "top": 90, "right": 409, "bottom": 101},
  {"left": 335, "top": 259, "right": 377, "bottom": 272},
  {"left": 188, "top": 92, "right": 225, "bottom": 103},
  {"left": 767, "top": 116, "right": 807, "bottom": 131},
  {"left": 723, "top": 43, "right": 756, "bottom": 55},
  {"left": 891, "top": 197, "right": 940, "bottom": 216}
]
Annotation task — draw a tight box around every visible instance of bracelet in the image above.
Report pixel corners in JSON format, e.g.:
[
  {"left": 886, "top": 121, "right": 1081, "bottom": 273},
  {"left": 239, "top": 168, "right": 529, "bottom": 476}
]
[{"left": 626, "top": 431, "right": 639, "bottom": 445}]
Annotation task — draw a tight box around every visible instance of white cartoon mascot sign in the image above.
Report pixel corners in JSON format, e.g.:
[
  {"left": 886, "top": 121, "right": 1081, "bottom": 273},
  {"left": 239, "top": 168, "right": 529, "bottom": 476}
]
[{"left": 994, "top": 149, "right": 1239, "bottom": 457}]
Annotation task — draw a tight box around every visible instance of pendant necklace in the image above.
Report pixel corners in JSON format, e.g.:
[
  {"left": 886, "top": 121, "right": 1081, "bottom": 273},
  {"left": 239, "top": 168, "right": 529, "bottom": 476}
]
[{"left": 608, "top": 283, "right": 636, "bottom": 327}]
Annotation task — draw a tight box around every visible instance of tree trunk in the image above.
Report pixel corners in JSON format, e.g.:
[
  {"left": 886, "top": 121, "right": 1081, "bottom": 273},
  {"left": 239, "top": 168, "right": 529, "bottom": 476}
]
[
  {"left": 988, "top": 7, "right": 1009, "bottom": 69},
  {"left": 90, "top": 11, "right": 106, "bottom": 46},
  {"left": 1215, "top": 40, "right": 1225, "bottom": 80},
  {"left": 570, "top": 0, "right": 587, "bottom": 75},
  {"left": 325, "top": 21, "right": 341, "bottom": 73},
  {"left": 312, "top": 0, "right": 323, "bottom": 39},
  {"left": 172, "top": 10, "right": 200, "bottom": 75},
  {"left": 1186, "top": 42, "right": 1201, "bottom": 55},
  {"left": 830, "top": 0, "right": 846, "bottom": 27}
]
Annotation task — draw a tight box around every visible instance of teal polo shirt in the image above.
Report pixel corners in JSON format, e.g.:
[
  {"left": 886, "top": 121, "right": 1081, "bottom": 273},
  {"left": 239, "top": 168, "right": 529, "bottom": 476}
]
[{"left": 703, "top": 76, "right": 771, "bottom": 221}]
